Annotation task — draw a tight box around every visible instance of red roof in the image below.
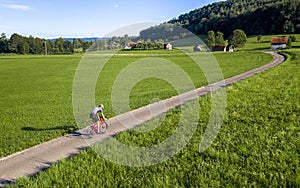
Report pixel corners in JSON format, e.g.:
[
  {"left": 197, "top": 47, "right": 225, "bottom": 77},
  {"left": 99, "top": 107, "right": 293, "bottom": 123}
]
[
  {"left": 212, "top": 46, "right": 226, "bottom": 51},
  {"left": 127, "top": 42, "right": 137, "bottom": 47},
  {"left": 271, "top": 37, "right": 288, "bottom": 44}
]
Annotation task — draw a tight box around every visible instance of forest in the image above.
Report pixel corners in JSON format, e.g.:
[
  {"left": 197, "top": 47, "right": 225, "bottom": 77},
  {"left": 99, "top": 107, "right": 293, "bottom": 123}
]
[{"left": 168, "top": 0, "right": 300, "bottom": 37}]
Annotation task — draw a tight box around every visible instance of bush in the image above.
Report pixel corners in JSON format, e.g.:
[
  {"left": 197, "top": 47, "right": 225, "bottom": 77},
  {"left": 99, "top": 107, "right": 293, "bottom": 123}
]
[
  {"left": 132, "top": 42, "right": 164, "bottom": 50},
  {"left": 290, "top": 35, "right": 297, "bottom": 42}
]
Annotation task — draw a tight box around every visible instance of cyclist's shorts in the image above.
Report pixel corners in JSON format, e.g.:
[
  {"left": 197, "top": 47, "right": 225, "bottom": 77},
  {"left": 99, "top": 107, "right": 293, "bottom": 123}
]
[{"left": 90, "top": 113, "right": 99, "bottom": 122}]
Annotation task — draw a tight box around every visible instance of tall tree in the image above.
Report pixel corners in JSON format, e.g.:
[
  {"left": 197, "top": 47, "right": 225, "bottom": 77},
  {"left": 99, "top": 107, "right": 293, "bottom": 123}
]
[
  {"left": 16, "top": 40, "right": 29, "bottom": 54},
  {"left": 9, "top": 33, "right": 22, "bottom": 53},
  {"left": 215, "top": 31, "right": 225, "bottom": 46},
  {"left": 120, "top": 34, "right": 130, "bottom": 47},
  {"left": 229, "top": 29, "right": 247, "bottom": 48},
  {"left": 0, "top": 33, "right": 8, "bottom": 53},
  {"left": 206, "top": 30, "right": 215, "bottom": 49},
  {"left": 63, "top": 40, "right": 73, "bottom": 53},
  {"left": 28, "top": 35, "right": 35, "bottom": 54},
  {"left": 82, "top": 41, "right": 92, "bottom": 51},
  {"left": 54, "top": 38, "right": 65, "bottom": 52},
  {"left": 73, "top": 38, "right": 82, "bottom": 49}
]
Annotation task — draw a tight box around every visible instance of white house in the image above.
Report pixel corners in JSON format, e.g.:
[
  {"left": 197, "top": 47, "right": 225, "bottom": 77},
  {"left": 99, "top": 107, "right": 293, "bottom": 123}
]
[
  {"left": 164, "top": 43, "right": 173, "bottom": 50},
  {"left": 193, "top": 45, "right": 202, "bottom": 52}
]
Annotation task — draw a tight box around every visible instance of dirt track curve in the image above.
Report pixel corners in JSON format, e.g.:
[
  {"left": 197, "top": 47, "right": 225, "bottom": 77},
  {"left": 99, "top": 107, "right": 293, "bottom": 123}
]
[{"left": 0, "top": 52, "right": 285, "bottom": 187}]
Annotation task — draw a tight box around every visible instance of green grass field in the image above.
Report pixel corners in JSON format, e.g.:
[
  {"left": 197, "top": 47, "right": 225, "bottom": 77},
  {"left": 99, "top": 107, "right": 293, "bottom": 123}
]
[
  {"left": 243, "top": 34, "right": 300, "bottom": 51},
  {"left": 0, "top": 55, "right": 81, "bottom": 157},
  {"left": 0, "top": 34, "right": 299, "bottom": 187},
  {"left": 0, "top": 50, "right": 273, "bottom": 158},
  {"left": 9, "top": 50, "right": 299, "bottom": 187},
  {"left": 96, "top": 50, "right": 273, "bottom": 116}
]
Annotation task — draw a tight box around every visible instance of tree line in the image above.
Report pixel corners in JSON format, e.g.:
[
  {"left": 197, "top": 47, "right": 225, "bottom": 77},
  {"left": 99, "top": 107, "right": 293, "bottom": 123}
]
[
  {"left": 0, "top": 33, "right": 138, "bottom": 54},
  {"left": 0, "top": 33, "right": 93, "bottom": 54}
]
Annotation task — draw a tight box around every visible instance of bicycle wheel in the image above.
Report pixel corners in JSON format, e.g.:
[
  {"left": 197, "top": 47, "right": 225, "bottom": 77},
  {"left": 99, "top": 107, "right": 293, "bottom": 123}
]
[
  {"left": 99, "top": 121, "right": 108, "bottom": 133},
  {"left": 86, "top": 126, "right": 94, "bottom": 138}
]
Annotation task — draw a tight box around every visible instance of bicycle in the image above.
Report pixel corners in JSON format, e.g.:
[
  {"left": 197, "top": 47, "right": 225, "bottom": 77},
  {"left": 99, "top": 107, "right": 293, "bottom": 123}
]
[{"left": 87, "top": 117, "right": 108, "bottom": 137}]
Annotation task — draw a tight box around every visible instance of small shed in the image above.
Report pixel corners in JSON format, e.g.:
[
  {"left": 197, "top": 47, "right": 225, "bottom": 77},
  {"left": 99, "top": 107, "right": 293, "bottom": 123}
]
[{"left": 270, "top": 37, "right": 288, "bottom": 50}]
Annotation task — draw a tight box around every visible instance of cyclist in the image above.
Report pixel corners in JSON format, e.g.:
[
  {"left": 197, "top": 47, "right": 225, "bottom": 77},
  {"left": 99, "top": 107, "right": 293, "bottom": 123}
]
[{"left": 90, "top": 104, "right": 107, "bottom": 133}]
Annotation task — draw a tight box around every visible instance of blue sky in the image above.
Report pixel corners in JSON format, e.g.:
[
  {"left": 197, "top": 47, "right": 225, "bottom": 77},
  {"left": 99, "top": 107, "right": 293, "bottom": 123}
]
[{"left": 0, "top": 0, "right": 221, "bottom": 39}]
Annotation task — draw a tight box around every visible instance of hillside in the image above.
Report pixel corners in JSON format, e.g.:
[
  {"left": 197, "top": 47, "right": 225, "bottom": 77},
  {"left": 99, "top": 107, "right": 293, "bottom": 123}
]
[{"left": 167, "top": 0, "right": 300, "bottom": 37}]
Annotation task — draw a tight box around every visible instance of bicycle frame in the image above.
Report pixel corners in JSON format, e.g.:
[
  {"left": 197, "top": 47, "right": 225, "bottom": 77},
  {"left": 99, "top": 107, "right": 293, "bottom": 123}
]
[{"left": 88, "top": 117, "right": 108, "bottom": 136}]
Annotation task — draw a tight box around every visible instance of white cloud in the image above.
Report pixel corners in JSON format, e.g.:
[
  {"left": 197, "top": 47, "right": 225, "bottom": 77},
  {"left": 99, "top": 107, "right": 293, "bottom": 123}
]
[
  {"left": 113, "top": 4, "right": 119, "bottom": 8},
  {"left": 1, "top": 4, "right": 31, "bottom": 11}
]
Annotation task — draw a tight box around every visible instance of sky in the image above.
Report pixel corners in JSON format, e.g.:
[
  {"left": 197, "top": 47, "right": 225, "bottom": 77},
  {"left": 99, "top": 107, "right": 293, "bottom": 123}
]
[{"left": 0, "top": 0, "right": 221, "bottom": 39}]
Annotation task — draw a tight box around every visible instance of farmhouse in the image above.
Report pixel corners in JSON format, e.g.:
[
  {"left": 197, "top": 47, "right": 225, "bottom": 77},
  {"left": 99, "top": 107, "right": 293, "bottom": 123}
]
[
  {"left": 164, "top": 43, "right": 173, "bottom": 50},
  {"left": 193, "top": 45, "right": 202, "bottom": 52},
  {"left": 226, "top": 45, "right": 235, "bottom": 52},
  {"left": 270, "top": 37, "right": 288, "bottom": 50},
  {"left": 124, "top": 42, "right": 137, "bottom": 49}
]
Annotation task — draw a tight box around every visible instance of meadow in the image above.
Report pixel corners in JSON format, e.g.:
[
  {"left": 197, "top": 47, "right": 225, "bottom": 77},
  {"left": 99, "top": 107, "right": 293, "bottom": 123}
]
[
  {"left": 243, "top": 34, "right": 300, "bottom": 51},
  {"left": 0, "top": 55, "right": 80, "bottom": 157},
  {"left": 96, "top": 50, "right": 273, "bottom": 116},
  {"left": 0, "top": 50, "right": 273, "bottom": 158},
  {"left": 8, "top": 49, "right": 299, "bottom": 187},
  {"left": 1, "top": 34, "right": 299, "bottom": 186}
]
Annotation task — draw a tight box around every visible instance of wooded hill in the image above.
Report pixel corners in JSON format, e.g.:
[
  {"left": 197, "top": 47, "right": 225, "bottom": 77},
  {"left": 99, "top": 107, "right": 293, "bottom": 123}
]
[{"left": 168, "top": 0, "right": 300, "bottom": 37}]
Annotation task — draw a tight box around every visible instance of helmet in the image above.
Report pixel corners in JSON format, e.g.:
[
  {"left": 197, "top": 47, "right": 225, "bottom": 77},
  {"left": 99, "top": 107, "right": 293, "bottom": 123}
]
[{"left": 98, "top": 104, "right": 104, "bottom": 108}]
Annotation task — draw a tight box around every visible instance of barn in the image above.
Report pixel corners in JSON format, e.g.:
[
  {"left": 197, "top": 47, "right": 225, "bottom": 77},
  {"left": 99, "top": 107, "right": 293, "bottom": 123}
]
[
  {"left": 212, "top": 45, "right": 226, "bottom": 52},
  {"left": 270, "top": 37, "right": 288, "bottom": 50}
]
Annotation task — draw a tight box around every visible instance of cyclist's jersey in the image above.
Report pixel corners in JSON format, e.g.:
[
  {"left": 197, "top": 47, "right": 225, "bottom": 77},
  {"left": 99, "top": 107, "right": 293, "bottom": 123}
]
[{"left": 91, "top": 107, "right": 103, "bottom": 115}]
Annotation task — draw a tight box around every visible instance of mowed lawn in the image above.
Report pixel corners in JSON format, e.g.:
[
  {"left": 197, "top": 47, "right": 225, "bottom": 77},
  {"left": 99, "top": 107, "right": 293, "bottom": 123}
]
[
  {"left": 9, "top": 50, "right": 299, "bottom": 187},
  {"left": 0, "top": 51, "right": 273, "bottom": 158}
]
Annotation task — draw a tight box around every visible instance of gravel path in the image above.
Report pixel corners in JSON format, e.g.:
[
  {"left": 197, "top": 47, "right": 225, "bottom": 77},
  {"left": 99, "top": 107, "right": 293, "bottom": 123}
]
[{"left": 0, "top": 52, "right": 285, "bottom": 187}]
